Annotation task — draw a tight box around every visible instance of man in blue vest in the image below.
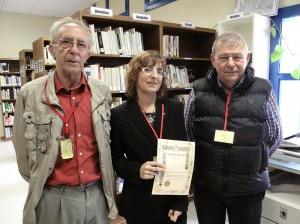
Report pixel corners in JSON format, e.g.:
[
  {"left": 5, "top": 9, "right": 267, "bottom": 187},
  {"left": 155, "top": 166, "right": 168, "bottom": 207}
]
[{"left": 184, "top": 31, "right": 282, "bottom": 224}]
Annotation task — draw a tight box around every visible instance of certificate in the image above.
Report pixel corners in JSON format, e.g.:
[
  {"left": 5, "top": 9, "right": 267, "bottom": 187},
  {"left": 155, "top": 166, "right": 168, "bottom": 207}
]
[{"left": 152, "top": 139, "right": 195, "bottom": 195}]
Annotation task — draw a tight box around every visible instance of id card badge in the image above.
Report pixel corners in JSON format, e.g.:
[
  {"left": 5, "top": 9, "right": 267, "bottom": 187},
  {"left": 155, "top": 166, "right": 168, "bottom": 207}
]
[
  {"left": 60, "top": 137, "right": 74, "bottom": 159},
  {"left": 214, "top": 130, "right": 235, "bottom": 144}
]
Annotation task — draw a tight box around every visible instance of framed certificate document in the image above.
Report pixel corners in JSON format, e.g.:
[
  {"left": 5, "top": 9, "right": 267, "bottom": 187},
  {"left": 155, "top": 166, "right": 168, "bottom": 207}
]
[{"left": 152, "top": 139, "right": 195, "bottom": 195}]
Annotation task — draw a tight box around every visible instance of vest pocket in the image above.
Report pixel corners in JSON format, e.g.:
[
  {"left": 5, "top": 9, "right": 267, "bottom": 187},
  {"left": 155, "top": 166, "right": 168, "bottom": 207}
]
[{"left": 23, "top": 112, "right": 51, "bottom": 154}]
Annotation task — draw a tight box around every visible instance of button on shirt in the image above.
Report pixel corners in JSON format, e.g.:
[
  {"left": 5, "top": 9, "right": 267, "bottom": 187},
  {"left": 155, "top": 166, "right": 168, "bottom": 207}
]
[{"left": 47, "top": 73, "right": 101, "bottom": 186}]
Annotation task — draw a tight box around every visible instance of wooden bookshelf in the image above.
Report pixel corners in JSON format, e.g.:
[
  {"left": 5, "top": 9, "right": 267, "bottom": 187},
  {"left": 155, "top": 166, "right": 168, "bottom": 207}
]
[
  {"left": 70, "top": 10, "right": 216, "bottom": 98},
  {"left": 19, "top": 49, "right": 34, "bottom": 85},
  {"left": 0, "top": 58, "right": 21, "bottom": 140},
  {"left": 32, "top": 36, "right": 56, "bottom": 79},
  {"left": 31, "top": 11, "right": 215, "bottom": 99}
]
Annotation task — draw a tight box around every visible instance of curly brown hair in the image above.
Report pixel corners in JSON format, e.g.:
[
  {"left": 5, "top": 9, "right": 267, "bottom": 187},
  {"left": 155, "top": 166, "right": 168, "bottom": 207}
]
[{"left": 125, "top": 50, "right": 168, "bottom": 99}]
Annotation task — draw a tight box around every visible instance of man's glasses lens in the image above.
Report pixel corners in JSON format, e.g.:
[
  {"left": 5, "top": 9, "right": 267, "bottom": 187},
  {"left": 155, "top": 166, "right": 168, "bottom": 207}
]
[{"left": 58, "top": 39, "right": 88, "bottom": 51}]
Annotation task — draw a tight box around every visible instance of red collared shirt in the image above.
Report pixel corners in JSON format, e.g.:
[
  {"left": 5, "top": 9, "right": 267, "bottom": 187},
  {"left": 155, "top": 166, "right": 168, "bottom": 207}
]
[{"left": 47, "top": 72, "right": 101, "bottom": 186}]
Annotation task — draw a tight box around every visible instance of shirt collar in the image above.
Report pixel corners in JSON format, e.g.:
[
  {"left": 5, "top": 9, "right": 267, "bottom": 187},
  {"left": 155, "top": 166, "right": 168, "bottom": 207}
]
[
  {"left": 54, "top": 71, "right": 88, "bottom": 94},
  {"left": 217, "top": 75, "right": 245, "bottom": 91}
]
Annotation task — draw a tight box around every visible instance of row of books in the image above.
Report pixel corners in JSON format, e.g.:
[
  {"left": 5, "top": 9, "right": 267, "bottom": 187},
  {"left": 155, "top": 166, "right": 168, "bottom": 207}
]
[
  {"left": 2, "top": 102, "right": 15, "bottom": 113},
  {"left": 4, "top": 127, "right": 13, "bottom": 139},
  {"left": 163, "top": 35, "right": 180, "bottom": 57},
  {"left": 1, "top": 88, "right": 20, "bottom": 100},
  {"left": 84, "top": 63, "right": 191, "bottom": 91},
  {"left": 85, "top": 64, "right": 127, "bottom": 91},
  {"left": 0, "top": 75, "right": 21, "bottom": 86},
  {"left": 89, "top": 24, "right": 144, "bottom": 56},
  {"left": 111, "top": 95, "right": 189, "bottom": 108},
  {"left": 3, "top": 114, "right": 14, "bottom": 126},
  {"left": 44, "top": 45, "right": 56, "bottom": 65},
  {"left": 25, "top": 55, "right": 34, "bottom": 69},
  {"left": 167, "top": 64, "right": 190, "bottom": 88}
]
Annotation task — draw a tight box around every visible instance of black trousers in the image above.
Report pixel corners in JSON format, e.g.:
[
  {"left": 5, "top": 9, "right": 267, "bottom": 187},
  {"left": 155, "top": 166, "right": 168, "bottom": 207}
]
[
  {"left": 194, "top": 184, "right": 265, "bottom": 224},
  {"left": 125, "top": 212, "right": 187, "bottom": 224}
]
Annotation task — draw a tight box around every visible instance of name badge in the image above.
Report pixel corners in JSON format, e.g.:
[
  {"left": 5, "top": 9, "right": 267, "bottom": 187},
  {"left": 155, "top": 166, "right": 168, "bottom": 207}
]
[
  {"left": 60, "top": 138, "right": 74, "bottom": 159},
  {"left": 214, "top": 130, "right": 235, "bottom": 144}
]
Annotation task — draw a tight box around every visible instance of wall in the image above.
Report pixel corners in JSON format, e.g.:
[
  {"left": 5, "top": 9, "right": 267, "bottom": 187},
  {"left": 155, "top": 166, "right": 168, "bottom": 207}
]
[
  {"left": 0, "top": 12, "right": 57, "bottom": 58},
  {"left": 0, "top": 0, "right": 299, "bottom": 58},
  {"left": 105, "top": 0, "right": 299, "bottom": 30}
]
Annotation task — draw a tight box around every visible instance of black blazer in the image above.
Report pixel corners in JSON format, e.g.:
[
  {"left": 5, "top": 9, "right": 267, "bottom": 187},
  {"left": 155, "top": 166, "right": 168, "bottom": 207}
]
[{"left": 110, "top": 98, "right": 188, "bottom": 223}]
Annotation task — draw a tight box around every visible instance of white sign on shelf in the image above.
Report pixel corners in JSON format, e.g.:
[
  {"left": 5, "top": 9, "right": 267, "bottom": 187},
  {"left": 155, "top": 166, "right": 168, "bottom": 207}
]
[
  {"left": 90, "top": 7, "right": 113, "bottom": 17},
  {"left": 133, "top": 13, "right": 151, "bottom": 22},
  {"left": 181, "top": 21, "right": 195, "bottom": 29},
  {"left": 226, "top": 12, "right": 244, "bottom": 20}
]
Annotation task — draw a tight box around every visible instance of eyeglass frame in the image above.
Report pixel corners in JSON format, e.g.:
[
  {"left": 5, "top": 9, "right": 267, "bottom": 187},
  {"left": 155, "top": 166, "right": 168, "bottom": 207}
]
[
  {"left": 53, "top": 39, "right": 90, "bottom": 52},
  {"left": 140, "top": 67, "right": 167, "bottom": 77}
]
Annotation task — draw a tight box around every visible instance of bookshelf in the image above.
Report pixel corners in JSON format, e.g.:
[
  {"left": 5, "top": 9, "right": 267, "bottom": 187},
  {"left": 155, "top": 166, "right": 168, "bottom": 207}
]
[
  {"left": 32, "top": 36, "right": 56, "bottom": 79},
  {"left": 19, "top": 49, "right": 34, "bottom": 85},
  {"left": 31, "top": 11, "right": 215, "bottom": 101},
  {"left": 0, "top": 58, "right": 21, "bottom": 140},
  {"left": 218, "top": 13, "right": 270, "bottom": 80},
  {"left": 70, "top": 10, "right": 216, "bottom": 99}
]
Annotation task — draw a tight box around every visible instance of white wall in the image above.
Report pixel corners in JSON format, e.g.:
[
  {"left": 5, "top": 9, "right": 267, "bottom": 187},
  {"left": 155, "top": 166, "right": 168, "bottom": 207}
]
[
  {"left": 106, "top": 0, "right": 299, "bottom": 29},
  {"left": 0, "top": 0, "right": 299, "bottom": 58},
  {"left": 0, "top": 12, "right": 57, "bottom": 58}
]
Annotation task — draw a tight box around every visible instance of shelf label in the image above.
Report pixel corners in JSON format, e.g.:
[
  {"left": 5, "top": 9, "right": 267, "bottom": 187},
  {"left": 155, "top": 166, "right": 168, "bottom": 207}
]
[
  {"left": 226, "top": 12, "right": 244, "bottom": 20},
  {"left": 90, "top": 7, "right": 113, "bottom": 17},
  {"left": 181, "top": 21, "right": 195, "bottom": 29},
  {"left": 133, "top": 13, "right": 151, "bottom": 22}
]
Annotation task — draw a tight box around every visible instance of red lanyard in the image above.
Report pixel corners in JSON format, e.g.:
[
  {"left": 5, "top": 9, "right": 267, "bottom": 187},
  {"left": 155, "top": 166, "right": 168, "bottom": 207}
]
[
  {"left": 137, "top": 101, "right": 164, "bottom": 140},
  {"left": 44, "top": 79, "right": 81, "bottom": 137},
  {"left": 223, "top": 93, "right": 232, "bottom": 131}
]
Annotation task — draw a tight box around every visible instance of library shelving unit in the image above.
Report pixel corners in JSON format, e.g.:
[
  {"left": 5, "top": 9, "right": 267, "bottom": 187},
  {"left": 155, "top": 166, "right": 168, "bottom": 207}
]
[
  {"left": 70, "top": 10, "right": 216, "bottom": 100},
  {"left": 0, "top": 58, "right": 21, "bottom": 140},
  {"left": 218, "top": 13, "right": 270, "bottom": 80},
  {"left": 32, "top": 36, "right": 56, "bottom": 79},
  {"left": 19, "top": 49, "right": 34, "bottom": 85}
]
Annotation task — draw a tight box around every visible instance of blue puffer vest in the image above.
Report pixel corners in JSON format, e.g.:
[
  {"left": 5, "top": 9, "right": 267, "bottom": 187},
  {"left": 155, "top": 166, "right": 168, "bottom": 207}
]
[{"left": 192, "top": 65, "right": 272, "bottom": 196}]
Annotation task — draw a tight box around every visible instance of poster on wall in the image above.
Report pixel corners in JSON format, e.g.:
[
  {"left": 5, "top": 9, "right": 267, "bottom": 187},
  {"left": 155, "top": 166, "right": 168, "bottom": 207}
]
[
  {"left": 235, "top": 0, "right": 279, "bottom": 16},
  {"left": 145, "top": 0, "right": 177, "bottom": 12}
]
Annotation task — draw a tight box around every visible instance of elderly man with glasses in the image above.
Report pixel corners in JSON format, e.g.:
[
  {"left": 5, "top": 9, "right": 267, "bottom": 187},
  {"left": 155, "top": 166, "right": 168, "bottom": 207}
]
[{"left": 13, "top": 17, "right": 117, "bottom": 224}]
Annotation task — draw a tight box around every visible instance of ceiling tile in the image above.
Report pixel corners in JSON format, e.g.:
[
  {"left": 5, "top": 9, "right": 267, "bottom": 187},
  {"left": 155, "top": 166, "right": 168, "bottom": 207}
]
[
  {"left": 3, "top": 0, "right": 37, "bottom": 8},
  {"left": 1, "top": 5, "right": 30, "bottom": 14},
  {"left": 0, "top": 0, "right": 98, "bottom": 17},
  {"left": 37, "top": 0, "right": 70, "bottom": 6}
]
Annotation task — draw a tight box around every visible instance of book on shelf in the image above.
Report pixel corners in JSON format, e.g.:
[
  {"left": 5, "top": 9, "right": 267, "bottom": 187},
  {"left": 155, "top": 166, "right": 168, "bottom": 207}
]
[
  {"left": 111, "top": 97, "right": 123, "bottom": 108},
  {"left": 95, "top": 27, "right": 105, "bottom": 54},
  {"left": 44, "top": 45, "right": 55, "bottom": 65},
  {"left": 102, "top": 26, "right": 119, "bottom": 55},
  {"left": 163, "top": 35, "right": 179, "bottom": 57},
  {"left": 3, "top": 114, "right": 14, "bottom": 126},
  {"left": 5, "top": 127, "right": 13, "bottom": 139},
  {"left": 170, "top": 94, "right": 190, "bottom": 106},
  {"left": 114, "top": 27, "right": 126, "bottom": 55},
  {"left": 124, "top": 28, "right": 144, "bottom": 56},
  {"left": 2, "top": 102, "right": 15, "bottom": 113},
  {"left": 84, "top": 64, "right": 127, "bottom": 92},
  {"left": 166, "top": 64, "right": 190, "bottom": 88},
  {"left": 0, "top": 63, "right": 9, "bottom": 72},
  {"left": 1, "top": 88, "right": 20, "bottom": 100},
  {"left": 116, "top": 177, "right": 124, "bottom": 193}
]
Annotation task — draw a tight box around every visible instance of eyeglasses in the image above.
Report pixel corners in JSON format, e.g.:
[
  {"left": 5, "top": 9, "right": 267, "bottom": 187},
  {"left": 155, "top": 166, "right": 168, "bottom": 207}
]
[
  {"left": 141, "top": 67, "right": 166, "bottom": 77},
  {"left": 54, "top": 39, "right": 89, "bottom": 52}
]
